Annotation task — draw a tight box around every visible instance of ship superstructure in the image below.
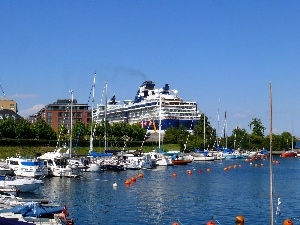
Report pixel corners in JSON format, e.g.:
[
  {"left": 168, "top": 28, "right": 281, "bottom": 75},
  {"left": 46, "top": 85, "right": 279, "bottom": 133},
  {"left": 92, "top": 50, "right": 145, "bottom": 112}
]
[{"left": 93, "top": 81, "right": 200, "bottom": 133}]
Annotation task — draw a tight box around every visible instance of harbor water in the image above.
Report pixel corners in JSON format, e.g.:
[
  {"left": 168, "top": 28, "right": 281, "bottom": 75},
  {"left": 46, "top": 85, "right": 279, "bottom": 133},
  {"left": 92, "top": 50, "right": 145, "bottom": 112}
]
[{"left": 20, "top": 156, "right": 300, "bottom": 225}]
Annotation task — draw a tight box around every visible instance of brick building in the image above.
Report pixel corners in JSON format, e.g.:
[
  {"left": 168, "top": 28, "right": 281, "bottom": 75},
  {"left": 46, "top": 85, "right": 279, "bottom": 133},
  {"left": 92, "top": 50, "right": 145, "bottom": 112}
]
[{"left": 35, "top": 99, "right": 92, "bottom": 131}]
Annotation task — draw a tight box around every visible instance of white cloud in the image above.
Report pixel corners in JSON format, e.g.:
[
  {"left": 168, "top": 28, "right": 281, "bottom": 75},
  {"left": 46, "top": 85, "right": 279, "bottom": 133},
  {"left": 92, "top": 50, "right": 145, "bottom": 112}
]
[
  {"left": 19, "top": 104, "right": 45, "bottom": 118},
  {"left": 232, "top": 113, "right": 247, "bottom": 119},
  {"left": 10, "top": 94, "right": 39, "bottom": 99}
]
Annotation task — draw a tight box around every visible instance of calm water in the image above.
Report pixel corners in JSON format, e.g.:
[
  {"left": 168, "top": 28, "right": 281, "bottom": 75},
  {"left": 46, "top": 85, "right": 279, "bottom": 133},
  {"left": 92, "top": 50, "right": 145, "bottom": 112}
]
[{"left": 20, "top": 156, "right": 300, "bottom": 225}]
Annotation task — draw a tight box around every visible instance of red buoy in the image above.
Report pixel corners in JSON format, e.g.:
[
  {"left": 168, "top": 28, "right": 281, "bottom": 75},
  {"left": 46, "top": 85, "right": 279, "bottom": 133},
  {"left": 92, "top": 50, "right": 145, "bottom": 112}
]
[{"left": 283, "top": 219, "right": 293, "bottom": 225}]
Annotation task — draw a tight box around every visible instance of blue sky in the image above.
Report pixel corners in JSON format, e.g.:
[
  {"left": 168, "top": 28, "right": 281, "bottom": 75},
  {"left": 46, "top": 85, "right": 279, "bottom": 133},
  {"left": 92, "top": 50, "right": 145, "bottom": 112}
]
[{"left": 1, "top": 1, "right": 300, "bottom": 138}]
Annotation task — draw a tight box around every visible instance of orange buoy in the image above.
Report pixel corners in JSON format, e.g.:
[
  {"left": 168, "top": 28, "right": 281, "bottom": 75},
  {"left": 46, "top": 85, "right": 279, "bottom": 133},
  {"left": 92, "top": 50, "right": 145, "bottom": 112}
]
[
  {"left": 224, "top": 167, "right": 228, "bottom": 171},
  {"left": 206, "top": 168, "right": 211, "bottom": 172},
  {"left": 138, "top": 173, "right": 143, "bottom": 178},
  {"left": 131, "top": 176, "right": 136, "bottom": 181},
  {"left": 125, "top": 179, "right": 131, "bottom": 185},
  {"left": 172, "top": 221, "right": 180, "bottom": 225},
  {"left": 283, "top": 219, "right": 293, "bottom": 225},
  {"left": 187, "top": 170, "right": 192, "bottom": 175},
  {"left": 206, "top": 221, "right": 216, "bottom": 225},
  {"left": 172, "top": 173, "right": 177, "bottom": 177},
  {"left": 236, "top": 215, "right": 244, "bottom": 224}
]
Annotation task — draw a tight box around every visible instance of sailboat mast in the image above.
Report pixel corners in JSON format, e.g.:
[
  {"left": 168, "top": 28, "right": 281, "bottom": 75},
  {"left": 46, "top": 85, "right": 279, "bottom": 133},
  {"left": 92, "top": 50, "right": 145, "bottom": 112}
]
[
  {"left": 104, "top": 81, "right": 108, "bottom": 151},
  {"left": 69, "top": 90, "right": 74, "bottom": 158},
  {"left": 203, "top": 114, "right": 206, "bottom": 149},
  {"left": 158, "top": 93, "right": 162, "bottom": 149},
  {"left": 225, "top": 111, "right": 227, "bottom": 148},
  {"left": 269, "top": 82, "right": 274, "bottom": 225},
  {"left": 90, "top": 73, "right": 96, "bottom": 152}
]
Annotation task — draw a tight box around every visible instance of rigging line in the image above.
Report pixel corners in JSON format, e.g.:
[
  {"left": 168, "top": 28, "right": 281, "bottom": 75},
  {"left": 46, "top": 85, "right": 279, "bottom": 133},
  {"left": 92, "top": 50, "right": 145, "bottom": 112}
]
[
  {"left": 56, "top": 105, "right": 71, "bottom": 148},
  {"left": 74, "top": 75, "right": 95, "bottom": 150}
]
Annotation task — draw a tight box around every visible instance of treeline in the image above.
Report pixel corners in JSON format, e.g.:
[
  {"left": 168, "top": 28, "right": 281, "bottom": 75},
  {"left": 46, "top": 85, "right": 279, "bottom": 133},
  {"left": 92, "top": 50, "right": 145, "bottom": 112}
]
[
  {"left": 163, "top": 116, "right": 297, "bottom": 152},
  {"left": 0, "top": 116, "right": 297, "bottom": 152}
]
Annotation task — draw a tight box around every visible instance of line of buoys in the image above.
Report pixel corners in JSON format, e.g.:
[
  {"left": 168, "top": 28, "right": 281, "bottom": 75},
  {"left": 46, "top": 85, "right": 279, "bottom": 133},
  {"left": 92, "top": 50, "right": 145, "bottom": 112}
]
[{"left": 124, "top": 173, "right": 144, "bottom": 186}]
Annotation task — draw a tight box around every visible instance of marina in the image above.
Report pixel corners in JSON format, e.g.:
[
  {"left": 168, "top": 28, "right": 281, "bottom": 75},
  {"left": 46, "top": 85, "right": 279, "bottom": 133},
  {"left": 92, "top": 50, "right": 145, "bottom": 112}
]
[{"left": 8, "top": 155, "right": 300, "bottom": 225}]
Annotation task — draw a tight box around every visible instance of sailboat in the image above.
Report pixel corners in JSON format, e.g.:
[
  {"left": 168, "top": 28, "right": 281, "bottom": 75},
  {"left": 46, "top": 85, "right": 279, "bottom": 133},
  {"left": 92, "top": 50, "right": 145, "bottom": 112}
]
[
  {"left": 99, "top": 81, "right": 126, "bottom": 171},
  {"left": 38, "top": 90, "right": 86, "bottom": 177}
]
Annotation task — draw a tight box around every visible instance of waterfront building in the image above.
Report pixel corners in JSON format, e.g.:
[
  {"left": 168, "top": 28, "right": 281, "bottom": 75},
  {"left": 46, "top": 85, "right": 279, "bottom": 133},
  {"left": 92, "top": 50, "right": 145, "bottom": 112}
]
[{"left": 35, "top": 99, "right": 91, "bottom": 131}]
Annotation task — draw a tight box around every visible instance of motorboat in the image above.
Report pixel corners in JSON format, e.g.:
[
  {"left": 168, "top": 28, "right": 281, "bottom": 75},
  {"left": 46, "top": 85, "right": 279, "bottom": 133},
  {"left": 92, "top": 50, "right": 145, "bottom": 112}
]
[
  {"left": 148, "top": 151, "right": 173, "bottom": 166},
  {"left": 193, "top": 153, "right": 215, "bottom": 161},
  {"left": 124, "top": 153, "right": 154, "bottom": 169},
  {"left": 171, "top": 154, "right": 192, "bottom": 165},
  {"left": 100, "top": 155, "right": 127, "bottom": 171},
  {"left": 37, "top": 147, "right": 86, "bottom": 177},
  {"left": 0, "top": 176, "right": 43, "bottom": 193},
  {"left": 281, "top": 150, "right": 297, "bottom": 158},
  {"left": 4, "top": 156, "right": 47, "bottom": 178},
  {"left": 193, "top": 149, "right": 214, "bottom": 161}
]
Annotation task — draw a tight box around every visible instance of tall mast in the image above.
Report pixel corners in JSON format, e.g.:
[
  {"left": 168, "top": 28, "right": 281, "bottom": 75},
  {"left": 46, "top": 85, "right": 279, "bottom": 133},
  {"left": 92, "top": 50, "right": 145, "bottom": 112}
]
[
  {"left": 225, "top": 111, "right": 227, "bottom": 148},
  {"left": 90, "top": 73, "right": 96, "bottom": 152},
  {"left": 203, "top": 114, "right": 206, "bottom": 150},
  {"left": 269, "top": 82, "right": 274, "bottom": 225},
  {"left": 104, "top": 81, "right": 108, "bottom": 151},
  {"left": 69, "top": 90, "right": 74, "bottom": 158},
  {"left": 158, "top": 92, "right": 162, "bottom": 149}
]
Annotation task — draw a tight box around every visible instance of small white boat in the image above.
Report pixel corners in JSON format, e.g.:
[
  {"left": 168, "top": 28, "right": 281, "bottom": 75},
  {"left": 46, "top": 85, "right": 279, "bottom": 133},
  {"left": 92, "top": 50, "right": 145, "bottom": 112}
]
[
  {"left": 148, "top": 151, "right": 173, "bottom": 166},
  {"left": 193, "top": 153, "right": 214, "bottom": 161},
  {"left": 0, "top": 177, "right": 43, "bottom": 193},
  {"left": 38, "top": 147, "right": 86, "bottom": 177},
  {"left": 4, "top": 157, "right": 47, "bottom": 178}
]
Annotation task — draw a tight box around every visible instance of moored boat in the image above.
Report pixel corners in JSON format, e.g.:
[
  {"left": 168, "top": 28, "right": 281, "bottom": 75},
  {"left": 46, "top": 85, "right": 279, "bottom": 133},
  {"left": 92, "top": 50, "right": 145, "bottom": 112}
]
[
  {"left": 281, "top": 150, "right": 297, "bottom": 157},
  {"left": 4, "top": 156, "right": 47, "bottom": 178}
]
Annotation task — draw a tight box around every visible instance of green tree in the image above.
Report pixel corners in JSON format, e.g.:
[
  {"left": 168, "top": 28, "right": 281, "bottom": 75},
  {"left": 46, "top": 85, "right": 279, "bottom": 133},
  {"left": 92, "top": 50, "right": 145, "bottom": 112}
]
[
  {"left": 31, "top": 119, "right": 57, "bottom": 140},
  {"left": 249, "top": 118, "right": 265, "bottom": 137},
  {"left": 16, "top": 118, "right": 33, "bottom": 139},
  {"left": 249, "top": 118, "right": 266, "bottom": 150},
  {"left": 0, "top": 117, "right": 16, "bottom": 138}
]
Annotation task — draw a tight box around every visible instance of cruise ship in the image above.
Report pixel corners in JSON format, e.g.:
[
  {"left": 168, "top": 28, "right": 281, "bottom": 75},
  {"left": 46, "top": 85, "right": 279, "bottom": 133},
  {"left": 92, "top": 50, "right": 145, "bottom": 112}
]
[{"left": 93, "top": 81, "right": 201, "bottom": 133}]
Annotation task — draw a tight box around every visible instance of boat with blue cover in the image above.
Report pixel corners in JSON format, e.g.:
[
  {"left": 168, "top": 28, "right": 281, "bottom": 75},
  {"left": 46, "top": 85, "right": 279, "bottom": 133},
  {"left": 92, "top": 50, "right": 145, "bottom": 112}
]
[{"left": 5, "top": 157, "right": 47, "bottom": 178}]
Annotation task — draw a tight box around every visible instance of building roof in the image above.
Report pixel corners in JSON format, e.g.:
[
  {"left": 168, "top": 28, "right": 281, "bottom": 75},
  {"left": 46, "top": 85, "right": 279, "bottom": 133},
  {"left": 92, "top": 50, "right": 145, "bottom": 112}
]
[{"left": 0, "top": 109, "right": 22, "bottom": 121}]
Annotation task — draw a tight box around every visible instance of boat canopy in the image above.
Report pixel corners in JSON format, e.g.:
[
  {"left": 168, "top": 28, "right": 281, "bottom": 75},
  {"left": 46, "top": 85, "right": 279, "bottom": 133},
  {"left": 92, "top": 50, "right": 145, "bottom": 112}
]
[{"left": 89, "top": 151, "right": 113, "bottom": 157}]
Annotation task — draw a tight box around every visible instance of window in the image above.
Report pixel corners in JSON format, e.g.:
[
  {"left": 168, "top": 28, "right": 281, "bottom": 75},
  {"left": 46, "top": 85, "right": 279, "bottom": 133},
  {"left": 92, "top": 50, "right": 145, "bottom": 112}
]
[{"left": 47, "top": 112, "right": 52, "bottom": 117}]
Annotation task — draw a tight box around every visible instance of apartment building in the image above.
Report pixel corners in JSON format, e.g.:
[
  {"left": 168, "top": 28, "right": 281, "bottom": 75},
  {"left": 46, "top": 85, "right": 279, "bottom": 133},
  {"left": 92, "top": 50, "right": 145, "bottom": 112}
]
[
  {"left": 35, "top": 99, "right": 92, "bottom": 131},
  {"left": 0, "top": 97, "right": 18, "bottom": 113}
]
